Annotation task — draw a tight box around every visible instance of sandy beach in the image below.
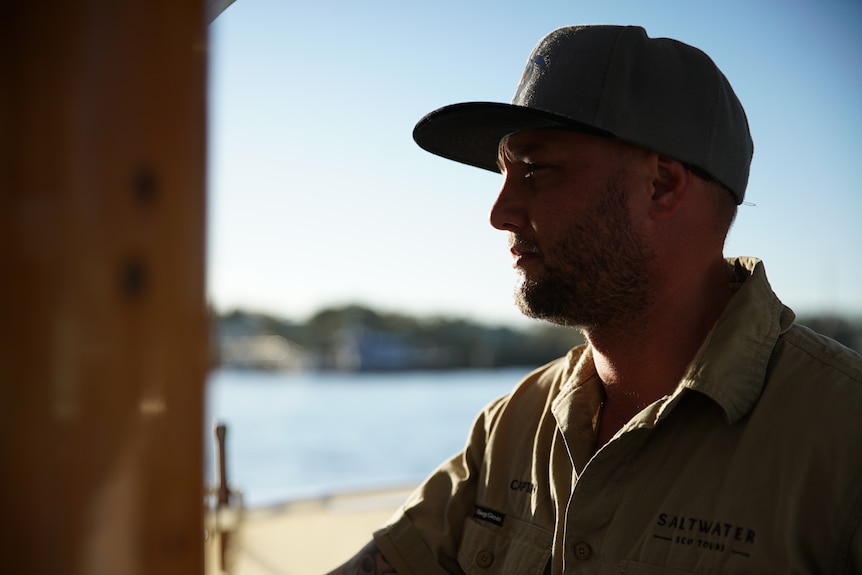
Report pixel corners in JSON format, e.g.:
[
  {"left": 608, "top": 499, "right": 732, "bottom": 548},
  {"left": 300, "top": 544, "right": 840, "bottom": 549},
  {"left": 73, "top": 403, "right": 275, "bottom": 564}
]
[{"left": 207, "top": 486, "right": 415, "bottom": 575}]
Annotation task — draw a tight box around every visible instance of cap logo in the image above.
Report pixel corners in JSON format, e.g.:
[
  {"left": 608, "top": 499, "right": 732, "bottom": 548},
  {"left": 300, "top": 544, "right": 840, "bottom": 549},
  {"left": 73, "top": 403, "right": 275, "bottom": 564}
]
[
  {"left": 531, "top": 54, "right": 548, "bottom": 69},
  {"left": 513, "top": 54, "right": 548, "bottom": 104}
]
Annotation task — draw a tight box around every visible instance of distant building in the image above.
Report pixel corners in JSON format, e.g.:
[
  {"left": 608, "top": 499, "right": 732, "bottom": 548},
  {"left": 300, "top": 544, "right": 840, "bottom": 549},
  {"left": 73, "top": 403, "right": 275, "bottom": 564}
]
[
  {"left": 332, "top": 327, "right": 453, "bottom": 371},
  {"left": 220, "top": 335, "right": 309, "bottom": 371}
]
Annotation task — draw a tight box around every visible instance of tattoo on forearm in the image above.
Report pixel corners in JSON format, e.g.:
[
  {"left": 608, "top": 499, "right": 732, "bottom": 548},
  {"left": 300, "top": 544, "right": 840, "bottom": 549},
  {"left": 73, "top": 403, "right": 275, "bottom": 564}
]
[{"left": 327, "top": 541, "right": 399, "bottom": 575}]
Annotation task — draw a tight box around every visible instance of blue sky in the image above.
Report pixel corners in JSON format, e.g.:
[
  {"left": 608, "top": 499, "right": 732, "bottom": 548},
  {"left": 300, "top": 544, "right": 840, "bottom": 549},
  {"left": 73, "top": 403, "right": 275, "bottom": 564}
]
[{"left": 208, "top": 0, "right": 861, "bottom": 326}]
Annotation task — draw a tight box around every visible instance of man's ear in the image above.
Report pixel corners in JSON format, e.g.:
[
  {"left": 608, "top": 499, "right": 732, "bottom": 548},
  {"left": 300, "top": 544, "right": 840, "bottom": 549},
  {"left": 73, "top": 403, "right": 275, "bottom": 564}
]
[{"left": 650, "top": 156, "right": 691, "bottom": 218}]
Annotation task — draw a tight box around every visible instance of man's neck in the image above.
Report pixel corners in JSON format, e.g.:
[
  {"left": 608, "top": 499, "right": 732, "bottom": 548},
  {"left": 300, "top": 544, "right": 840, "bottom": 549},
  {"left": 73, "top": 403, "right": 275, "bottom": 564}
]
[{"left": 586, "top": 258, "right": 733, "bottom": 446}]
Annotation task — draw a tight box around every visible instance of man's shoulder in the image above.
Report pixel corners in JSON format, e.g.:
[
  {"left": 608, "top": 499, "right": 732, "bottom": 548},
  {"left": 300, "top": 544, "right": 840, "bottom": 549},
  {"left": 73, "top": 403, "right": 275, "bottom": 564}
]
[
  {"left": 781, "top": 322, "right": 862, "bottom": 384},
  {"left": 761, "top": 322, "right": 862, "bottom": 436}
]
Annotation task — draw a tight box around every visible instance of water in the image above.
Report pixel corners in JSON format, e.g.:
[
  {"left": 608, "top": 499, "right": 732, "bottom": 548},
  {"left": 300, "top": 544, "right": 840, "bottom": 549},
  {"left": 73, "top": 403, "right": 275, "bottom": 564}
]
[{"left": 205, "top": 367, "right": 530, "bottom": 508}]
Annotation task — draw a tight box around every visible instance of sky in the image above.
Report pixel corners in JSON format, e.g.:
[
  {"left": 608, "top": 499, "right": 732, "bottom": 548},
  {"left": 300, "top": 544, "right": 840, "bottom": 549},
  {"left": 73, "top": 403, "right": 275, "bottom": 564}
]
[{"left": 207, "top": 0, "right": 862, "bottom": 327}]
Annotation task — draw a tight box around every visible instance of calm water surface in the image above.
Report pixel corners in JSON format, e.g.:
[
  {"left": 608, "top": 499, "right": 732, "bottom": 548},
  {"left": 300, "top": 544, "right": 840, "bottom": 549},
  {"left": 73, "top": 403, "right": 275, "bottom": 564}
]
[{"left": 205, "top": 367, "right": 530, "bottom": 507}]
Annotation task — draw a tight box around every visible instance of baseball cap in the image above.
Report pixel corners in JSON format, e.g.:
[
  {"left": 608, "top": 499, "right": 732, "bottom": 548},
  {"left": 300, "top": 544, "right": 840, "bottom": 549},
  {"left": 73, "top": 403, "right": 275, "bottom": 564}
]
[{"left": 412, "top": 25, "right": 753, "bottom": 204}]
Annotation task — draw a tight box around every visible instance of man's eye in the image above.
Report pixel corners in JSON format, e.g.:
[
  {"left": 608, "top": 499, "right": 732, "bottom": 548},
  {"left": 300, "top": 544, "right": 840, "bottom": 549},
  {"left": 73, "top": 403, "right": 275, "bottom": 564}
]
[{"left": 524, "top": 164, "right": 547, "bottom": 179}]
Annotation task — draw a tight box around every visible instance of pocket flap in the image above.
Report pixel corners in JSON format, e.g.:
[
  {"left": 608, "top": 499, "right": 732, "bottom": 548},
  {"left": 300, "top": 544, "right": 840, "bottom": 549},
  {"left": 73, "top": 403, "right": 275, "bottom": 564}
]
[{"left": 458, "top": 514, "right": 552, "bottom": 575}]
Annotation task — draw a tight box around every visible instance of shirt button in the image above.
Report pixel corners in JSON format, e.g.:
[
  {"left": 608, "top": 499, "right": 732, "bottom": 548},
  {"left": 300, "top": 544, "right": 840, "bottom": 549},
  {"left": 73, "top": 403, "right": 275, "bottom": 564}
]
[
  {"left": 475, "top": 549, "right": 494, "bottom": 568},
  {"left": 573, "top": 541, "right": 592, "bottom": 560}
]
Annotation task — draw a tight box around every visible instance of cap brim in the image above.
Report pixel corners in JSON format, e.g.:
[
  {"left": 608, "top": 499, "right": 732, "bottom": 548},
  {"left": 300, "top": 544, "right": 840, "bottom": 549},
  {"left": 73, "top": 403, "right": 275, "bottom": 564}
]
[{"left": 412, "top": 102, "right": 612, "bottom": 173}]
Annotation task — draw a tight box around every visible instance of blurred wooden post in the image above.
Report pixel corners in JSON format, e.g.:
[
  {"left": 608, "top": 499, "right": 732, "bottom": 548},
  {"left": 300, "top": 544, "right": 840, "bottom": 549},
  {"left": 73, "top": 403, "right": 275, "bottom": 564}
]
[
  {"left": 215, "top": 423, "right": 231, "bottom": 571},
  {"left": 1, "top": 1, "right": 209, "bottom": 574}
]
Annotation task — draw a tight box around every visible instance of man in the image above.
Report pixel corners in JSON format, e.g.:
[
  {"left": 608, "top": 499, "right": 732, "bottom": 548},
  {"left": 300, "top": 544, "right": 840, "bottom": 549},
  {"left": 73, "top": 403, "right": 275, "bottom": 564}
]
[{"left": 327, "top": 25, "right": 862, "bottom": 574}]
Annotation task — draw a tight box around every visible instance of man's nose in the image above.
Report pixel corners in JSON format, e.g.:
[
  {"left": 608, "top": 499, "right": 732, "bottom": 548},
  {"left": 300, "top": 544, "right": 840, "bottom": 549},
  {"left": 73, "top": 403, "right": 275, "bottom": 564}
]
[{"left": 489, "top": 174, "right": 528, "bottom": 232}]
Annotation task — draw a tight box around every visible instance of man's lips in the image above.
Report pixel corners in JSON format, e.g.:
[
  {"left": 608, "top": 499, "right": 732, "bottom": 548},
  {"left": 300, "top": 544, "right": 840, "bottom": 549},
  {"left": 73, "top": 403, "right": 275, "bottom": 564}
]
[{"left": 509, "top": 240, "right": 541, "bottom": 267}]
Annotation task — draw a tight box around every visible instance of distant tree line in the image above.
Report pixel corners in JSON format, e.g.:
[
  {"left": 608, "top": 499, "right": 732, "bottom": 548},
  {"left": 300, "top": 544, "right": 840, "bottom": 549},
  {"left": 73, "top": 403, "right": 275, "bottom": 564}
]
[
  {"left": 214, "top": 304, "right": 862, "bottom": 371},
  {"left": 215, "top": 304, "right": 585, "bottom": 370}
]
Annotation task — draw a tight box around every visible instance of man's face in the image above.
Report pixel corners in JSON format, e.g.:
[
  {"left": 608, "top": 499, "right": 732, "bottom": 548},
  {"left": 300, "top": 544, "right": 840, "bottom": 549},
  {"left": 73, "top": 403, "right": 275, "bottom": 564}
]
[{"left": 492, "top": 129, "right": 657, "bottom": 329}]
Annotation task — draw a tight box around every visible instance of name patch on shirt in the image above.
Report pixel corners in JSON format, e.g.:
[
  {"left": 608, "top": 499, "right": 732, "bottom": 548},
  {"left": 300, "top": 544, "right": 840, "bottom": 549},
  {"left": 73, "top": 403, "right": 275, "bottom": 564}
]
[{"left": 473, "top": 506, "right": 505, "bottom": 527}]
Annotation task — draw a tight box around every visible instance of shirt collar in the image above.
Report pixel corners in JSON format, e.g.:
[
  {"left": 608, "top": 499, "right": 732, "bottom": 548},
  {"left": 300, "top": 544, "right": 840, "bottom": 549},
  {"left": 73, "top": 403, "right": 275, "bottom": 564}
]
[
  {"left": 677, "top": 257, "right": 793, "bottom": 424},
  {"left": 556, "top": 257, "right": 792, "bottom": 429}
]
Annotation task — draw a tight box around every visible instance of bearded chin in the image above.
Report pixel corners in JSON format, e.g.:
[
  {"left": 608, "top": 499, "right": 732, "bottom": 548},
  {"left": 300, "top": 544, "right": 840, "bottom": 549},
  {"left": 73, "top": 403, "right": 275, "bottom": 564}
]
[
  {"left": 513, "top": 262, "right": 643, "bottom": 330},
  {"left": 514, "top": 272, "right": 581, "bottom": 327}
]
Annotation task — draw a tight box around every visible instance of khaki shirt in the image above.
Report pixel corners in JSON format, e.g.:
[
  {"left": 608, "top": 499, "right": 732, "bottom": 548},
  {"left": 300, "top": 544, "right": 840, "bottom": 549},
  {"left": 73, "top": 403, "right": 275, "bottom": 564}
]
[{"left": 374, "top": 258, "right": 862, "bottom": 574}]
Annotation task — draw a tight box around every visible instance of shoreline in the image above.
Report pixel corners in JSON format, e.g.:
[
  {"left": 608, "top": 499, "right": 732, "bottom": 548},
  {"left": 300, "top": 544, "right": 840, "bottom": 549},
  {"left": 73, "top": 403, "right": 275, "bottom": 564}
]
[
  {"left": 208, "top": 485, "right": 415, "bottom": 575},
  {"left": 248, "top": 482, "right": 416, "bottom": 515},
  {"left": 237, "top": 480, "right": 420, "bottom": 513}
]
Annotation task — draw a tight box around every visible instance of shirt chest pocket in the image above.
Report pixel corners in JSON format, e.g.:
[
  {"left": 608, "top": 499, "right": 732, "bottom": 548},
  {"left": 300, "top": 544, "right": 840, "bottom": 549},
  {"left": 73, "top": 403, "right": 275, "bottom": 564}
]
[{"left": 458, "top": 514, "right": 552, "bottom": 575}]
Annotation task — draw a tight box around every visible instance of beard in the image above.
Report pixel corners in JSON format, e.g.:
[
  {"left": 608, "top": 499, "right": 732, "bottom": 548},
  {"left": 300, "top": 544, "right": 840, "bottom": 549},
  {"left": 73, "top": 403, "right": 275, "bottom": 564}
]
[{"left": 513, "top": 173, "right": 657, "bottom": 330}]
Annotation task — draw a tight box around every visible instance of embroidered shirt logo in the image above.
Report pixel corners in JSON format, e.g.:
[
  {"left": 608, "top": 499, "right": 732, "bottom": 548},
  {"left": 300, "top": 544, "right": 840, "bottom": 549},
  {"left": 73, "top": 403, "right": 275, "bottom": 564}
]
[
  {"left": 652, "top": 512, "right": 757, "bottom": 558},
  {"left": 510, "top": 479, "right": 538, "bottom": 494}
]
